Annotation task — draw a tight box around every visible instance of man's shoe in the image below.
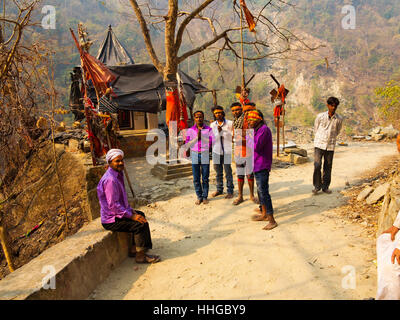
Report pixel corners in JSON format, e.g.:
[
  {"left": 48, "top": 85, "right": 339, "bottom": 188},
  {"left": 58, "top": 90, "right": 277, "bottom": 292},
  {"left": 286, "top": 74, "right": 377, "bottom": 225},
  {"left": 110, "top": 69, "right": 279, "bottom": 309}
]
[
  {"left": 202, "top": 198, "right": 209, "bottom": 204},
  {"left": 225, "top": 193, "right": 234, "bottom": 199},
  {"left": 322, "top": 189, "right": 332, "bottom": 194},
  {"left": 195, "top": 199, "right": 202, "bottom": 205},
  {"left": 312, "top": 188, "right": 320, "bottom": 195}
]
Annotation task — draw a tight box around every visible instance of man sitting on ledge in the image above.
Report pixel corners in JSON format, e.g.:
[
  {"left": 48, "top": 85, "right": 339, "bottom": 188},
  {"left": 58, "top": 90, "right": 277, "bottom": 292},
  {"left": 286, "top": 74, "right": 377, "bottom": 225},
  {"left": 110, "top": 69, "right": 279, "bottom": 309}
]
[{"left": 97, "top": 149, "right": 160, "bottom": 264}]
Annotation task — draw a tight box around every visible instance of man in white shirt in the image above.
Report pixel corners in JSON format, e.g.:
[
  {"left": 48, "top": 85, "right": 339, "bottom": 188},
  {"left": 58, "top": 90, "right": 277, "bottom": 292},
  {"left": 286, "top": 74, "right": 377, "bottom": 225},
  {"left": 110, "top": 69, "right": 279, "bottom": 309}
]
[
  {"left": 210, "top": 106, "right": 234, "bottom": 198},
  {"left": 312, "top": 96, "right": 343, "bottom": 194},
  {"left": 375, "top": 140, "right": 400, "bottom": 299},
  {"left": 376, "top": 210, "right": 400, "bottom": 299}
]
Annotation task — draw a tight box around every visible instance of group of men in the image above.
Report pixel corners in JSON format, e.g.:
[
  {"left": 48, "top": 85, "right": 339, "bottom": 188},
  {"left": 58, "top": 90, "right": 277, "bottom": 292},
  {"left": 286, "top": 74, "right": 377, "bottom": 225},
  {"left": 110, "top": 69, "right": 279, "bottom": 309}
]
[
  {"left": 183, "top": 102, "right": 277, "bottom": 230},
  {"left": 95, "top": 95, "right": 400, "bottom": 300},
  {"left": 96, "top": 96, "right": 343, "bottom": 264}
]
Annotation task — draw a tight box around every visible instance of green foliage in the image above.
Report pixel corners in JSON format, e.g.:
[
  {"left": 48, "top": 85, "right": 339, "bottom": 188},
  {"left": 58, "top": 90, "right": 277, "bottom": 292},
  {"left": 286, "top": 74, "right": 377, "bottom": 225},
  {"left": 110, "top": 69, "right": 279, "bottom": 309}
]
[
  {"left": 375, "top": 80, "right": 400, "bottom": 126},
  {"left": 344, "top": 126, "right": 353, "bottom": 136}
]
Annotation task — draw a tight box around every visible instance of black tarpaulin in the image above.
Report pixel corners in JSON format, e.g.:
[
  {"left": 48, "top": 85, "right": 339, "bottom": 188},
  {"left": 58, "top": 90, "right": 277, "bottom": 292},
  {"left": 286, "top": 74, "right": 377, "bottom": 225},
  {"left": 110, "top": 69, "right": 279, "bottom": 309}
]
[
  {"left": 107, "top": 64, "right": 208, "bottom": 114},
  {"left": 96, "top": 25, "right": 135, "bottom": 66}
]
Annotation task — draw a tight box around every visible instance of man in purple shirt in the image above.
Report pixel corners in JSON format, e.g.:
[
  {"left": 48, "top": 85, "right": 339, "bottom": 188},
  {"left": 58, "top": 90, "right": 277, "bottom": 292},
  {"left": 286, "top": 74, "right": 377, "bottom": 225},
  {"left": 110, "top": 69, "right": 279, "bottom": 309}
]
[
  {"left": 98, "top": 149, "right": 160, "bottom": 263},
  {"left": 247, "top": 110, "right": 278, "bottom": 230},
  {"left": 184, "top": 111, "right": 214, "bottom": 205}
]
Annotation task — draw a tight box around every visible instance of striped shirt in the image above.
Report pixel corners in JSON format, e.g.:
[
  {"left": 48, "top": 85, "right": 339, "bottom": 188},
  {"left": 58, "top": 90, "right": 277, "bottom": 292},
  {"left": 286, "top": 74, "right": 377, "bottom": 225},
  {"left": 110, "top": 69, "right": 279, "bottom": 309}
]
[{"left": 314, "top": 111, "right": 343, "bottom": 151}]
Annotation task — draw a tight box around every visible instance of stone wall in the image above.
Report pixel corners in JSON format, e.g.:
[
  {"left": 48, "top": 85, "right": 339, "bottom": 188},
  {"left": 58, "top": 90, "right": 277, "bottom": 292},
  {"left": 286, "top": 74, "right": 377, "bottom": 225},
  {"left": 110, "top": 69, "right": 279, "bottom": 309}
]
[
  {"left": 119, "top": 130, "right": 157, "bottom": 158},
  {"left": 0, "top": 218, "right": 129, "bottom": 300},
  {"left": 377, "top": 172, "right": 400, "bottom": 235}
]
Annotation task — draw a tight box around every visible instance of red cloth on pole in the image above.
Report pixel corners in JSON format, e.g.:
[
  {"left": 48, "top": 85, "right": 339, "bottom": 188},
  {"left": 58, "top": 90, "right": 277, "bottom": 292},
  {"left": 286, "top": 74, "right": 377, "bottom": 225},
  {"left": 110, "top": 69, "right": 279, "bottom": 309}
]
[
  {"left": 240, "top": 0, "right": 256, "bottom": 32},
  {"left": 166, "top": 86, "right": 188, "bottom": 131},
  {"left": 166, "top": 88, "right": 180, "bottom": 129},
  {"left": 70, "top": 29, "right": 116, "bottom": 96}
]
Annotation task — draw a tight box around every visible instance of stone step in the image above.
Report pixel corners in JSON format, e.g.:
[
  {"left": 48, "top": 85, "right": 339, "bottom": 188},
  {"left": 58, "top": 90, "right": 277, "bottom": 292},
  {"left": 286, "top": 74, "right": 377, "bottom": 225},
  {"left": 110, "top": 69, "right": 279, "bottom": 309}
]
[
  {"left": 152, "top": 166, "right": 193, "bottom": 175},
  {"left": 155, "top": 162, "right": 192, "bottom": 170},
  {"left": 150, "top": 167, "right": 193, "bottom": 181}
]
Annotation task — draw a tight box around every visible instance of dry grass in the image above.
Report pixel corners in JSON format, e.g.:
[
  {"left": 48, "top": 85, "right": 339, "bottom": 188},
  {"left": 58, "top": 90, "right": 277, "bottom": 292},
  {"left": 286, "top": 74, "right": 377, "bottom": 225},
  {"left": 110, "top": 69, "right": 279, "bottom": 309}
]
[{"left": 334, "top": 154, "right": 399, "bottom": 237}]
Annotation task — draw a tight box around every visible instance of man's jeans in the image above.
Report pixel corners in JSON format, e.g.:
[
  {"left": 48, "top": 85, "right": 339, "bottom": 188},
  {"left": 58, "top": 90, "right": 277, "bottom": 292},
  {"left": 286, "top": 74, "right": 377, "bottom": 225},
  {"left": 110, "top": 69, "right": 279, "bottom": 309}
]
[
  {"left": 212, "top": 153, "right": 234, "bottom": 195},
  {"left": 254, "top": 169, "right": 274, "bottom": 215},
  {"left": 191, "top": 151, "right": 210, "bottom": 200},
  {"left": 313, "top": 147, "right": 334, "bottom": 191}
]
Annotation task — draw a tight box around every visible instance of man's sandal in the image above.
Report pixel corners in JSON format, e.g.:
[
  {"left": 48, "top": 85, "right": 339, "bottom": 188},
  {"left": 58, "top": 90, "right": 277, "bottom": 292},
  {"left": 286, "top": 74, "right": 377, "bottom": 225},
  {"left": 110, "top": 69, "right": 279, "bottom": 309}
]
[
  {"left": 135, "top": 254, "right": 161, "bottom": 264},
  {"left": 212, "top": 191, "right": 223, "bottom": 197},
  {"left": 233, "top": 198, "right": 244, "bottom": 205}
]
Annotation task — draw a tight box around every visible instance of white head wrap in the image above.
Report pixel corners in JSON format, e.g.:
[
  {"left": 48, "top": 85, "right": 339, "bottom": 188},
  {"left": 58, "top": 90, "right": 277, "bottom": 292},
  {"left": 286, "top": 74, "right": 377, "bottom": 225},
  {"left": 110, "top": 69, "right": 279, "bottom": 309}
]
[{"left": 106, "top": 149, "right": 124, "bottom": 163}]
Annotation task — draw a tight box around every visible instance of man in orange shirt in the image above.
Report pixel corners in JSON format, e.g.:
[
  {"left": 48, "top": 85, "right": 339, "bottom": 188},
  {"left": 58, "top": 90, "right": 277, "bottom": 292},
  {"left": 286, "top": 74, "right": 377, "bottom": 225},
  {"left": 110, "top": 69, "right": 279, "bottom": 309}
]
[{"left": 231, "top": 102, "right": 258, "bottom": 205}]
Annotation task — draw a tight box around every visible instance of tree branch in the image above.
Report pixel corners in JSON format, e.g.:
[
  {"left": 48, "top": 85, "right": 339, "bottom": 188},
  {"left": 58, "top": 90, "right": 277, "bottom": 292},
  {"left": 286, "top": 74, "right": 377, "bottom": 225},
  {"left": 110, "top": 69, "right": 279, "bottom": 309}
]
[
  {"left": 175, "top": 0, "right": 216, "bottom": 54},
  {"left": 128, "top": 0, "right": 163, "bottom": 72},
  {"left": 177, "top": 28, "right": 239, "bottom": 64}
]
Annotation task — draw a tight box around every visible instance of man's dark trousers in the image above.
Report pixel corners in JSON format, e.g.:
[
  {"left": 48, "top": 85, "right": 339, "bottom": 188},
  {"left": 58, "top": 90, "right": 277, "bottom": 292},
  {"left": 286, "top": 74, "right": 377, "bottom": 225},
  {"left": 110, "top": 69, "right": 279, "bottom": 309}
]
[
  {"left": 191, "top": 151, "right": 210, "bottom": 200},
  {"left": 213, "top": 153, "right": 234, "bottom": 195},
  {"left": 254, "top": 169, "right": 274, "bottom": 215},
  {"left": 313, "top": 147, "right": 334, "bottom": 191},
  {"left": 102, "top": 210, "right": 152, "bottom": 249}
]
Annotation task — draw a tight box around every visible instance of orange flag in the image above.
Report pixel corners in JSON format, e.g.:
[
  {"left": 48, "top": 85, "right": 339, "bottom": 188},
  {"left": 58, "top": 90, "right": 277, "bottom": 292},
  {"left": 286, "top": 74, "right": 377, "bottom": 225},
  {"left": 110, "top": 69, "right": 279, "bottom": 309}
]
[
  {"left": 240, "top": 0, "right": 256, "bottom": 32},
  {"left": 70, "top": 28, "right": 116, "bottom": 96}
]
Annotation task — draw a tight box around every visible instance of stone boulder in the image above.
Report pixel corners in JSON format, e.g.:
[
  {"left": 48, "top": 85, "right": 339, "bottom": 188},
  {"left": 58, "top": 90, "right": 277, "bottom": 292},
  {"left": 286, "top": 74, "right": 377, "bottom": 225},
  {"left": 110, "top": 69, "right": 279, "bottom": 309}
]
[
  {"left": 381, "top": 125, "right": 399, "bottom": 139},
  {"left": 366, "top": 182, "right": 390, "bottom": 205},
  {"left": 369, "top": 126, "right": 382, "bottom": 135},
  {"left": 373, "top": 134, "right": 385, "bottom": 141},
  {"left": 377, "top": 174, "right": 400, "bottom": 236},
  {"left": 357, "top": 186, "right": 374, "bottom": 202},
  {"left": 284, "top": 147, "right": 307, "bottom": 157},
  {"left": 280, "top": 153, "right": 308, "bottom": 165}
]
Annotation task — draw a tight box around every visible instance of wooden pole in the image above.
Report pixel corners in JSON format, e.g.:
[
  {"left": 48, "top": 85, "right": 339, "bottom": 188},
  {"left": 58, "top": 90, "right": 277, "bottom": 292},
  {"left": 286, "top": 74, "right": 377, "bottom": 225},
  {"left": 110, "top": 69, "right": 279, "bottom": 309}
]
[
  {"left": 282, "top": 105, "right": 285, "bottom": 150},
  {"left": 123, "top": 167, "right": 136, "bottom": 199},
  {"left": 49, "top": 68, "right": 69, "bottom": 233},
  {"left": 240, "top": 7, "right": 245, "bottom": 89},
  {"left": 111, "top": 130, "right": 136, "bottom": 199},
  {"left": 0, "top": 226, "right": 15, "bottom": 272},
  {"left": 277, "top": 116, "right": 280, "bottom": 157}
]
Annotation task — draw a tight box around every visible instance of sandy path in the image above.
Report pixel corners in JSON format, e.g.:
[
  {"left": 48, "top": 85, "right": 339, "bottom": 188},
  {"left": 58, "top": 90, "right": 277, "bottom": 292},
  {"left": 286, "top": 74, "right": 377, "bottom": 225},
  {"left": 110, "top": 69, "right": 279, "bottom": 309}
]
[{"left": 90, "top": 142, "right": 398, "bottom": 300}]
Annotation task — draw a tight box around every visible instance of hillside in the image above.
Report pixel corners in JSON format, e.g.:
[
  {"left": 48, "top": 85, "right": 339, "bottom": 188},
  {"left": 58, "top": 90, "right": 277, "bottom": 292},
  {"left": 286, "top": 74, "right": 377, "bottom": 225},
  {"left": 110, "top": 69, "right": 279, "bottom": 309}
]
[{"left": 32, "top": 0, "right": 400, "bottom": 132}]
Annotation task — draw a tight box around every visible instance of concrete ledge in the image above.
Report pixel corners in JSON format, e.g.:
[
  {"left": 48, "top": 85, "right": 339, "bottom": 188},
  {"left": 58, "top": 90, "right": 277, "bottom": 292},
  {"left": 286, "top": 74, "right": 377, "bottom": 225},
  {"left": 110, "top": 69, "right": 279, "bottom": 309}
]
[{"left": 0, "top": 218, "right": 129, "bottom": 300}]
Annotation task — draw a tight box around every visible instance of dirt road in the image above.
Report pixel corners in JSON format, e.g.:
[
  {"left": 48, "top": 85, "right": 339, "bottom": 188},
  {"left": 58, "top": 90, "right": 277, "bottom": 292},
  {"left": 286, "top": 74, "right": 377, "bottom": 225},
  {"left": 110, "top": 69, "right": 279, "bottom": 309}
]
[{"left": 90, "top": 142, "right": 398, "bottom": 300}]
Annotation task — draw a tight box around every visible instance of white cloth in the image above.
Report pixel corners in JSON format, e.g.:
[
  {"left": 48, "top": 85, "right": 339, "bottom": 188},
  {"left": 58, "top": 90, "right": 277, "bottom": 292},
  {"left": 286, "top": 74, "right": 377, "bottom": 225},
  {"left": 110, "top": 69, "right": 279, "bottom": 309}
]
[
  {"left": 314, "top": 111, "right": 343, "bottom": 151},
  {"left": 376, "top": 210, "right": 400, "bottom": 300},
  {"left": 106, "top": 149, "right": 124, "bottom": 163},
  {"left": 210, "top": 119, "right": 233, "bottom": 155}
]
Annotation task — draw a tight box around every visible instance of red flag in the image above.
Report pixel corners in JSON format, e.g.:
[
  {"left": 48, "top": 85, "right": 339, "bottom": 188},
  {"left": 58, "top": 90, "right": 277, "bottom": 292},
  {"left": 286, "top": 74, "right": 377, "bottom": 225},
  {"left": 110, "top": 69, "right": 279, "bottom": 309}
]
[
  {"left": 166, "top": 88, "right": 180, "bottom": 129},
  {"left": 70, "top": 29, "right": 116, "bottom": 96},
  {"left": 166, "top": 74, "right": 188, "bottom": 131},
  {"left": 240, "top": 0, "right": 256, "bottom": 32}
]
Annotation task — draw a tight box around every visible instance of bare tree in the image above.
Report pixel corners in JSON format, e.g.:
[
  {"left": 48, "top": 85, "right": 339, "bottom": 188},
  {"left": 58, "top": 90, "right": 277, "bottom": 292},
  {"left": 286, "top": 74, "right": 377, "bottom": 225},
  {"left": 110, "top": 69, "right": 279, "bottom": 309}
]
[
  {"left": 0, "top": 0, "right": 50, "bottom": 192},
  {"left": 126, "top": 0, "right": 318, "bottom": 85}
]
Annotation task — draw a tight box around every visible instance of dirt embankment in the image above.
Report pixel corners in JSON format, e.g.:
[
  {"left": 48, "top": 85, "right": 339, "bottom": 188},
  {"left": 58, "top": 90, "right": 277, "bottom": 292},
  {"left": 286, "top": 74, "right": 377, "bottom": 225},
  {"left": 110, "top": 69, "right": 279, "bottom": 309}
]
[{"left": 0, "top": 142, "right": 93, "bottom": 279}]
